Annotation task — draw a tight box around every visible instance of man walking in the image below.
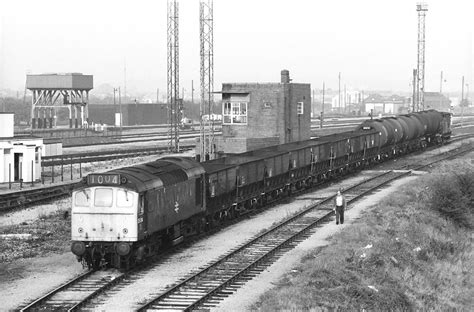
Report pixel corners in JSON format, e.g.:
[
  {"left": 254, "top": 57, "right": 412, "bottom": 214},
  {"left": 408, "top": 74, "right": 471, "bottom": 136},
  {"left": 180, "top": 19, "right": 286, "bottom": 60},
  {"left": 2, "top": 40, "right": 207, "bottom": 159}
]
[{"left": 334, "top": 189, "right": 346, "bottom": 225}]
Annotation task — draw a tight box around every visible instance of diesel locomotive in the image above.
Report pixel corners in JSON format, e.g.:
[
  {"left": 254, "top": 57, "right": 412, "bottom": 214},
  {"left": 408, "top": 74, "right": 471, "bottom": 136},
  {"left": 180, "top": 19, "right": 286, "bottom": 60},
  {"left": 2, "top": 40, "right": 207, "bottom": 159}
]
[{"left": 71, "top": 110, "right": 451, "bottom": 269}]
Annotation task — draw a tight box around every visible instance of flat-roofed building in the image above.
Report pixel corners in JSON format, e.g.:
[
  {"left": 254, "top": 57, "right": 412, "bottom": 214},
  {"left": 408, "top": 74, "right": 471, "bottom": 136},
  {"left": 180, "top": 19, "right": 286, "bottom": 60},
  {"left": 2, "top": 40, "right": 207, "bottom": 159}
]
[
  {"left": 206, "top": 70, "right": 311, "bottom": 156},
  {"left": 0, "top": 113, "right": 43, "bottom": 183}
]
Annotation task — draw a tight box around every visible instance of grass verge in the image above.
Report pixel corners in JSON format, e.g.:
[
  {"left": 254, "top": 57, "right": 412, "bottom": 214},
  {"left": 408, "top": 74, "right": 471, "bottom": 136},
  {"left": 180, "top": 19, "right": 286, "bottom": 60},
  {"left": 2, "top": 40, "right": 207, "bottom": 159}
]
[
  {"left": 0, "top": 209, "right": 71, "bottom": 265},
  {"left": 253, "top": 159, "right": 474, "bottom": 311}
]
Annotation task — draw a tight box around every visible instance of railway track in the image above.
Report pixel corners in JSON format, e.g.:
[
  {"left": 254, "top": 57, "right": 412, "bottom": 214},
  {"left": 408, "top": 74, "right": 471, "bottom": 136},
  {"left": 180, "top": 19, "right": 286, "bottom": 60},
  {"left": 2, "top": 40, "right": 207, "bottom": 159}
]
[
  {"left": 44, "top": 119, "right": 474, "bottom": 149},
  {"left": 135, "top": 170, "right": 411, "bottom": 311},
  {"left": 19, "top": 269, "right": 125, "bottom": 312},
  {"left": 0, "top": 183, "right": 74, "bottom": 213},
  {"left": 42, "top": 145, "right": 194, "bottom": 167},
  {"left": 16, "top": 141, "right": 473, "bottom": 311},
  {"left": 60, "top": 130, "right": 208, "bottom": 148},
  {"left": 136, "top": 146, "right": 474, "bottom": 311},
  {"left": 60, "top": 121, "right": 474, "bottom": 150}
]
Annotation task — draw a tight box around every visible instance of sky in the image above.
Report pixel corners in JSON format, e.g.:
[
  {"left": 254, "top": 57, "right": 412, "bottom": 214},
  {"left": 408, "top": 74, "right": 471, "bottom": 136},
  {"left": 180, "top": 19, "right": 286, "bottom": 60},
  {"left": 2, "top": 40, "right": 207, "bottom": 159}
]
[{"left": 0, "top": 0, "right": 473, "bottom": 98}]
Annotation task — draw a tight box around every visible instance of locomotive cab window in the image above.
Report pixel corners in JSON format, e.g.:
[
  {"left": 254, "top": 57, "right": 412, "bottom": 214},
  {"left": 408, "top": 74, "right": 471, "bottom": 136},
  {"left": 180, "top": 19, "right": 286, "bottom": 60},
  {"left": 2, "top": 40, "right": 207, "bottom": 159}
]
[
  {"left": 75, "top": 189, "right": 91, "bottom": 207},
  {"left": 117, "top": 189, "right": 134, "bottom": 208},
  {"left": 94, "top": 188, "right": 113, "bottom": 207}
]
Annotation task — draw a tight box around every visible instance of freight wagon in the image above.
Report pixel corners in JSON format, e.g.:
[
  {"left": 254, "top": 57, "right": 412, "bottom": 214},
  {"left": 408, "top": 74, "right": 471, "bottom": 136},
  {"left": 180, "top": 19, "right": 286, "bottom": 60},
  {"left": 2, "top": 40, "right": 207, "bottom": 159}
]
[{"left": 70, "top": 110, "right": 451, "bottom": 269}]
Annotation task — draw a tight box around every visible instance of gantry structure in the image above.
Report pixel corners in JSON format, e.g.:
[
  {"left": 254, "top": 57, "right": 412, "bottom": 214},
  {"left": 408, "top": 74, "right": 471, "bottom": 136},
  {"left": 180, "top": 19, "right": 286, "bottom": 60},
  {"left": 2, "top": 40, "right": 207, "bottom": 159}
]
[
  {"left": 199, "top": 0, "right": 214, "bottom": 161},
  {"left": 167, "top": 0, "right": 181, "bottom": 152},
  {"left": 415, "top": 2, "right": 428, "bottom": 112}
]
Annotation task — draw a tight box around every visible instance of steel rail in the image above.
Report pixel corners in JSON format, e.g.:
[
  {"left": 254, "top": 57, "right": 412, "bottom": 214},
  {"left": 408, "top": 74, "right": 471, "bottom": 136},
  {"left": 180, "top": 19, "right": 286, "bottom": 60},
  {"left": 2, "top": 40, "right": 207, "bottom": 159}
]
[
  {"left": 20, "top": 269, "right": 125, "bottom": 312},
  {"left": 136, "top": 170, "right": 407, "bottom": 311},
  {"left": 19, "top": 270, "right": 95, "bottom": 311},
  {"left": 0, "top": 184, "right": 74, "bottom": 212},
  {"left": 137, "top": 144, "right": 474, "bottom": 311},
  {"left": 42, "top": 146, "right": 194, "bottom": 167}
]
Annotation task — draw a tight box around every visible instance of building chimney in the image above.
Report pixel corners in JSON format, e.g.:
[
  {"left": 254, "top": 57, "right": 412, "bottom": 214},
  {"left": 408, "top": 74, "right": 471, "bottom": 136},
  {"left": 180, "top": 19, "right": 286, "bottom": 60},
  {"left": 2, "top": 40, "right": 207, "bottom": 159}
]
[{"left": 281, "top": 69, "right": 290, "bottom": 83}]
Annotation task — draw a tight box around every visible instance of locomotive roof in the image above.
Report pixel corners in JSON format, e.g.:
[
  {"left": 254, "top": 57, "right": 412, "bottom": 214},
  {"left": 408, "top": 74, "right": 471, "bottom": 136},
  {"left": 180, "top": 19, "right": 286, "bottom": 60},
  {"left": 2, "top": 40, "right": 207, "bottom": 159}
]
[{"left": 79, "top": 157, "right": 205, "bottom": 193}]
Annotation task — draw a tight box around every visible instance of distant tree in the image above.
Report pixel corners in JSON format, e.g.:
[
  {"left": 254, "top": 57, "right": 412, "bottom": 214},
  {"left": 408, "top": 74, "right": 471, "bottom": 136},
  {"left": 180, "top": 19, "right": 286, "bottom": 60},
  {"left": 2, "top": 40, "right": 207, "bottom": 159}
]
[{"left": 1, "top": 97, "right": 31, "bottom": 125}]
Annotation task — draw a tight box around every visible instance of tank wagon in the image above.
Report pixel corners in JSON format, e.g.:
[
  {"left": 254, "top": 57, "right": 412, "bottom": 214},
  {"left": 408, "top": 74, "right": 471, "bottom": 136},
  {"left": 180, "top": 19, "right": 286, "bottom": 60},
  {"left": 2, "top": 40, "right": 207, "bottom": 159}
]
[{"left": 71, "top": 110, "right": 451, "bottom": 269}]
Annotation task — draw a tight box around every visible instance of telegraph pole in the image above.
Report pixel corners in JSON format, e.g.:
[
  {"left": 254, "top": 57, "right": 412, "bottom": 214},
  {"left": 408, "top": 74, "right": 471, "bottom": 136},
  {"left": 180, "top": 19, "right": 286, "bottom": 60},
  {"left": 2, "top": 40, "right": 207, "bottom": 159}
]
[
  {"left": 191, "top": 80, "right": 194, "bottom": 104},
  {"left": 119, "top": 87, "right": 122, "bottom": 131},
  {"left": 338, "top": 72, "right": 341, "bottom": 113},
  {"left": 124, "top": 59, "right": 127, "bottom": 102},
  {"left": 344, "top": 84, "right": 347, "bottom": 113},
  {"left": 320, "top": 82, "right": 325, "bottom": 129}
]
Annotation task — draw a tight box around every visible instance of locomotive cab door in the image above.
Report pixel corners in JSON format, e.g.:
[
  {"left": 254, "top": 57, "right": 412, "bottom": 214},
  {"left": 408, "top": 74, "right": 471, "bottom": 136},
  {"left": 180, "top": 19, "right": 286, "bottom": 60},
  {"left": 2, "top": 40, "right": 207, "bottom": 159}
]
[
  {"left": 138, "top": 194, "right": 147, "bottom": 237},
  {"left": 195, "top": 175, "right": 205, "bottom": 210}
]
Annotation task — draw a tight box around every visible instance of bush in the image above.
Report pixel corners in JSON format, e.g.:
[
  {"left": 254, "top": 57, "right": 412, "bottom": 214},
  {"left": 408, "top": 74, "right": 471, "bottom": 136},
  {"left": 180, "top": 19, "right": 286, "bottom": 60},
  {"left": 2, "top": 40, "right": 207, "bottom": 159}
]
[{"left": 428, "top": 163, "right": 474, "bottom": 229}]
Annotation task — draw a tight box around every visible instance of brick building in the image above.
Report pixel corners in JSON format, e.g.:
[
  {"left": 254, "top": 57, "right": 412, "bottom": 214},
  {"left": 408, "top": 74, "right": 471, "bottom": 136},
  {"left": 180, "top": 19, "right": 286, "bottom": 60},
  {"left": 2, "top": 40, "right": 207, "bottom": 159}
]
[{"left": 213, "top": 70, "right": 311, "bottom": 155}]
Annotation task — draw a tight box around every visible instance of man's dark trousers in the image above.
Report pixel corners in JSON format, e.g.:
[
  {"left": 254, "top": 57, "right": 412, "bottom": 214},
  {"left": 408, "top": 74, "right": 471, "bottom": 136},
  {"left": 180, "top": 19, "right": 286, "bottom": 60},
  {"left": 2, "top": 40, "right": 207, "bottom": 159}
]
[{"left": 336, "top": 205, "right": 344, "bottom": 224}]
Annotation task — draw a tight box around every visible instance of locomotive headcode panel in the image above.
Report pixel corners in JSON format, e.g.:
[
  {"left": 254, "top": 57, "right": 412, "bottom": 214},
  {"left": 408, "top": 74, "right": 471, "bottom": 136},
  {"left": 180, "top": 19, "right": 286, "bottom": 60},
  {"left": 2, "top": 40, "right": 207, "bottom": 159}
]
[{"left": 87, "top": 173, "right": 122, "bottom": 186}]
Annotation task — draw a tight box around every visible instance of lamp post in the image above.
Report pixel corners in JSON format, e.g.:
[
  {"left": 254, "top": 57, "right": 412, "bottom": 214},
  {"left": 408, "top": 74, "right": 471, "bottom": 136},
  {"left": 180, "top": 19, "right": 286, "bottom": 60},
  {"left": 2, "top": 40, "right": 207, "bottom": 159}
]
[
  {"left": 119, "top": 87, "right": 122, "bottom": 131},
  {"left": 113, "top": 87, "right": 122, "bottom": 130},
  {"left": 439, "top": 71, "right": 446, "bottom": 111},
  {"left": 466, "top": 83, "right": 470, "bottom": 104},
  {"left": 113, "top": 87, "right": 117, "bottom": 127},
  {"left": 320, "top": 82, "right": 325, "bottom": 129}
]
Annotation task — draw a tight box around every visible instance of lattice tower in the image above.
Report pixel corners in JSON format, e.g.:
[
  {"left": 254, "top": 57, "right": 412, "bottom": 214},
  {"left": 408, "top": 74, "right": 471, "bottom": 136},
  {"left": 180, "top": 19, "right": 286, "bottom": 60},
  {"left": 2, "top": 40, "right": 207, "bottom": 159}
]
[
  {"left": 416, "top": 3, "right": 428, "bottom": 111},
  {"left": 167, "top": 0, "right": 181, "bottom": 152},
  {"left": 200, "top": 0, "right": 214, "bottom": 160}
]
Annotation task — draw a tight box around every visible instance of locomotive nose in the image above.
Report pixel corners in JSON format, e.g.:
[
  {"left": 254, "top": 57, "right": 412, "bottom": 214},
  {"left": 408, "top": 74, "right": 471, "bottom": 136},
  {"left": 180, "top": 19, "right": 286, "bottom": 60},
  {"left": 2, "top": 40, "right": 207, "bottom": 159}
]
[{"left": 71, "top": 241, "right": 86, "bottom": 256}]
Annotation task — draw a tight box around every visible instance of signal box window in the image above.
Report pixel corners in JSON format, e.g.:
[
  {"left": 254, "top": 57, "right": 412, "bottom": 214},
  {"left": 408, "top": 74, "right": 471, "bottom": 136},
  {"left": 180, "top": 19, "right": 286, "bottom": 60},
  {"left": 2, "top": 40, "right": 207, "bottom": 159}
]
[
  {"left": 297, "top": 102, "right": 304, "bottom": 115},
  {"left": 223, "top": 102, "right": 247, "bottom": 124},
  {"left": 95, "top": 188, "right": 113, "bottom": 207}
]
